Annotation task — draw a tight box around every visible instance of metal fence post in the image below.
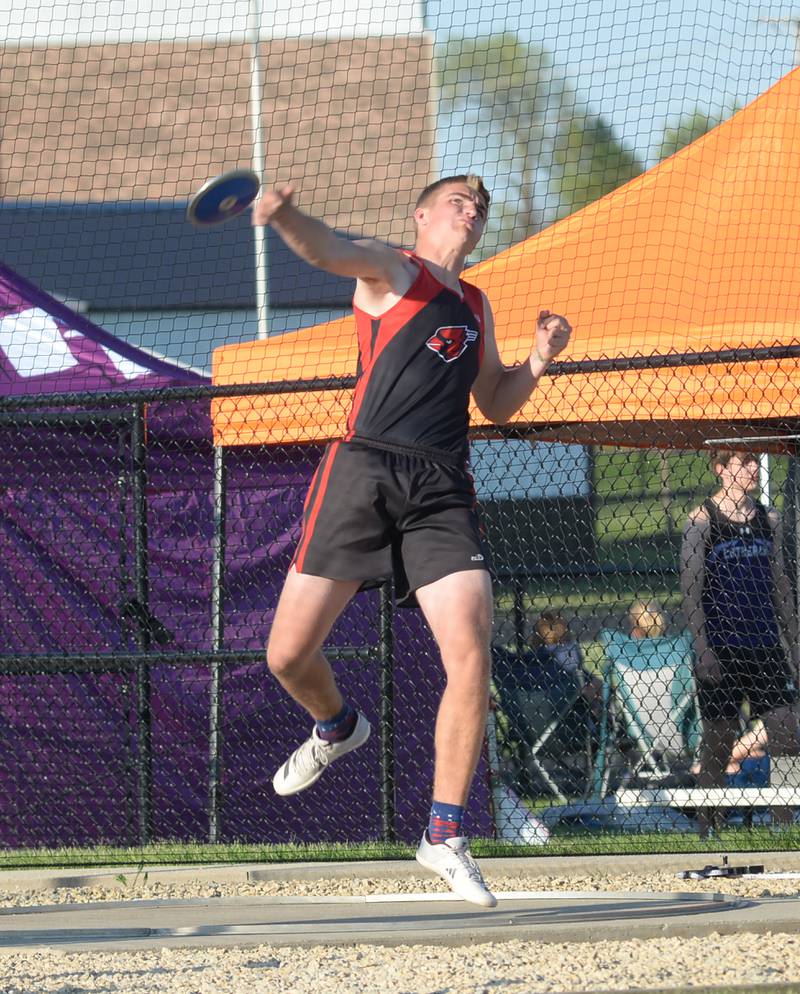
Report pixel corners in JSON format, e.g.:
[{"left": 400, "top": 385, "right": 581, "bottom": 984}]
[
  {"left": 131, "top": 403, "right": 153, "bottom": 845},
  {"left": 378, "top": 582, "right": 396, "bottom": 842},
  {"left": 208, "top": 444, "right": 227, "bottom": 843},
  {"left": 117, "top": 419, "right": 137, "bottom": 845},
  {"left": 791, "top": 452, "right": 800, "bottom": 657},
  {"left": 512, "top": 573, "right": 525, "bottom": 655}
]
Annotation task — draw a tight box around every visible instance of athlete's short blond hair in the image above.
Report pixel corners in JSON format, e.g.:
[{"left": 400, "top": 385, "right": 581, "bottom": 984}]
[{"left": 415, "top": 174, "right": 491, "bottom": 214}]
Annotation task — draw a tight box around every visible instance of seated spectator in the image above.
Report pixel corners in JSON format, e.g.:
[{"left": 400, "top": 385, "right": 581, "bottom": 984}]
[
  {"left": 691, "top": 721, "right": 771, "bottom": 828},
  {"left": 629, "top": 598, "right": 667, "bottom": 640},
  {"left": 532, "top": 609, "right": 603, "bottom": 716},
  {"left": 532, "top": 610, "right": 583, "bottom": 674},
  {"left": 493, "top": 610, "right": 598, "bottom": 797},
  {"left": 691, "top": 721, "right": 770, "bottom": 787}
]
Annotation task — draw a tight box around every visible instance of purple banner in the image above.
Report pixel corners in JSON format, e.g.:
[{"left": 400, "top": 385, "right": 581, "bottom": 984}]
[
  {"left": 0, "top": 262, "right": 207, "bottom": 395},
  {"left": 0, "top": 265, "right": 493, "bottom": 847}
]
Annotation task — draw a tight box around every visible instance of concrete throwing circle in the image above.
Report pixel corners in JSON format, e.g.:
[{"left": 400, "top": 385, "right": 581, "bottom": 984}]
[{"left": 0, "top": 891, "right": 760, "bottom": 951}]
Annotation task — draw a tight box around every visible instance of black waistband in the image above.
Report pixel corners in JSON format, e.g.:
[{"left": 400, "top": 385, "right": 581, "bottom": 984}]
[{"left": 346, "top": 433, "right": 467, "bottom": 468}]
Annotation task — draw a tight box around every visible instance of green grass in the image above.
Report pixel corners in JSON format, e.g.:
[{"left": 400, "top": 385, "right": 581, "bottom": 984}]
[
  {"left": 595, "top": 498, "right": 683, "bottom": 545},
  {"left": 1, "top": 828, "right": 797, "bottom": 871},
  {"left": 593, "top": 448, "right": 719, "bottom": 501},
  {"left": 0, "top": 841, "right": 412, "bottom": 870},
  {"left": 495, "top": 577, "right": 682, "bottom": 622},
  {"left": 475, "top": 827, "right": 800, "bottom": 858}
]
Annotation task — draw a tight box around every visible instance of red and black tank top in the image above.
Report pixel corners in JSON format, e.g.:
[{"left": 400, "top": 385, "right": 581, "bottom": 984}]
[{"left": 344, "top": 254, "right": 485, "bottom": 461}]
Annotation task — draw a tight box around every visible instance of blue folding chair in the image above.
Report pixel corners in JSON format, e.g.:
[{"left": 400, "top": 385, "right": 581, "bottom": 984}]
[{"left": 592, "top": 630, "right": 701, "bottom": 797}]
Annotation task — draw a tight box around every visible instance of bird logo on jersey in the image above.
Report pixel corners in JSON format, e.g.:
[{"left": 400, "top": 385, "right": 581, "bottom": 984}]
[{"left": 426, "top": 325, "right": 479, "bottom": 363}]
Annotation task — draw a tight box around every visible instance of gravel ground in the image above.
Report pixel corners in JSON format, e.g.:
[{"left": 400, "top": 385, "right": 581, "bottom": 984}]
[
  {"left": 1, "top": 870, "right": 799, "bottom": 993},
  {"left": 2, "top": 868, "right": 800, "bottom": 905}
]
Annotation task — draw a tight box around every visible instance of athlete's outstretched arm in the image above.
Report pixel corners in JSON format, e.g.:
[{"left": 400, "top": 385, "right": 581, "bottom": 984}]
[
  {"left": 471, "top": 300, "right": 572, "bottom": 424},
  {"left": 252, "top": 184, "right": 411, "bottom": 287}
]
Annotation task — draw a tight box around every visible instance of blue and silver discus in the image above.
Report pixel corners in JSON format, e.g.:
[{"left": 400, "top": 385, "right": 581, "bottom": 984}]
[{"left": 186, "top": 169, "right": 261, "bottom": 228}]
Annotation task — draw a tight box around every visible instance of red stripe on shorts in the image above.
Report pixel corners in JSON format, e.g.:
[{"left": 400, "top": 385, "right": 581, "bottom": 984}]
[{"left": 293, "top": 441, "right": 341, "bottom": 574}]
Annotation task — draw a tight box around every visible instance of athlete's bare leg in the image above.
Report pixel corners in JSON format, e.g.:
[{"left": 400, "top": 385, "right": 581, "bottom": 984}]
[
  {"left": 267, "top": 567, "right": 362, "bottom": 720},
  {"left": 415, "top": 569, "right": 494, "bottom": 807}
]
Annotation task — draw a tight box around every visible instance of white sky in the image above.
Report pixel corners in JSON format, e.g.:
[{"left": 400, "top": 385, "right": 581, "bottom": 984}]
[
  {"left": 0, "top": 0, "right": 425, "bottom": 43},
  {"left": 428, "top": 0, "right": 799, "bottom": 164},
  {"left": 4, "top": 0, "right": 796, "bottom": 163}
]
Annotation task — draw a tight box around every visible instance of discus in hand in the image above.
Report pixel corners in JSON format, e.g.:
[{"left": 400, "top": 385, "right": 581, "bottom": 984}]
[{"left": 186, "top": 169, "right": 261, "bottom": 228}]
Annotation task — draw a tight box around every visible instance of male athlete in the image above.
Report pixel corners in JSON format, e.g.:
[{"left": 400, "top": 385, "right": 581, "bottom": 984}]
[
  {"left": 253, "top": 175, "right": 572, "bottom": 906},
  {"left": 682, "top": 449, "right": 800, "bottom": 835}
]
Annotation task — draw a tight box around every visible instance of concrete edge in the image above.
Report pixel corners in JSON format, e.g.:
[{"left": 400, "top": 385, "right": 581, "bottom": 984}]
[
  {"left": 0, "top": 912, "right": 796, "bottom": 953},
  {"left": 243, "top": 917, "right": 800, "bottom": 949},
  {"left": 0, "top": 890, "right": 731, "bottom": 911},
  {"left": 1, "top": 850, "right": 799, "bottom": 893}
]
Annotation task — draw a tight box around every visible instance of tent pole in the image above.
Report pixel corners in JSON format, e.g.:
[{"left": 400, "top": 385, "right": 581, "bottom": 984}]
[
  {"left": 249, "top": 0, "right": 269, "bottom": 340},
  {"left": 117, "top": 423, "right": 137, "bottom": 845},
  {"left": 759, "top": 452, "right": 771, "bottom": 504},
  {"left": 794, "top": 452, "right": 800, "bottom": 664},
  {"left": 785, "top": 452, "right": 800, "bottom": 673},
  {"left": 209, "top": 444, "right": 228, "bottom": 844},
  {"left": 513, "top": 573, "right": 525, "bottom": 655}
]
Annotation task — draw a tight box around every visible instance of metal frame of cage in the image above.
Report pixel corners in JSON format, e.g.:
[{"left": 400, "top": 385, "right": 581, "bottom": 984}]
[{"left": 3, "top": 346, "right": 800, "bottom": 843}]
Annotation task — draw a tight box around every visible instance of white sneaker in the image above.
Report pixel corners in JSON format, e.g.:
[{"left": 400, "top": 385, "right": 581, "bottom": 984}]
[
  {"left": 272, "top": 712, "right": 371, "bottom": 796},
  {"left": 415, "top": 833, "right": 497, "bottom": 908}
]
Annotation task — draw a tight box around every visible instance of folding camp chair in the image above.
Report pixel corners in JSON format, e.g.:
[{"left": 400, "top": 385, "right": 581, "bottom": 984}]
[
  {"left": 492, "top": 649, "right": 596, "bottom": 803},
  {"left": 591, "top": 630, "right": 701, "bottom": 798}
]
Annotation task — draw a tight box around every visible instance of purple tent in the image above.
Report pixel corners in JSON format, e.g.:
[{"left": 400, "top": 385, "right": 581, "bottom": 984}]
[{"left": 0, "top": 263, "right": 493, "bottom": 849}]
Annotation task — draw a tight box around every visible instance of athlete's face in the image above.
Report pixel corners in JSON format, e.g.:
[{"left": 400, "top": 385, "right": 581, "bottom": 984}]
[
  {"left": 415, "top": 183, "right": 488, "bottom": 251},
  {"left": 717, "top": 455, "right": 760, "bottom": 495}
]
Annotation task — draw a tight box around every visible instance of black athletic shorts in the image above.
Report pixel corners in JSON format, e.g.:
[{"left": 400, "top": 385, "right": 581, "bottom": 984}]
[
  {"left": 696, "top": 644, "right": 798, "bottom": 721},
  {"left": 291, "top": 438, "right": 490, "bottom": 607}
]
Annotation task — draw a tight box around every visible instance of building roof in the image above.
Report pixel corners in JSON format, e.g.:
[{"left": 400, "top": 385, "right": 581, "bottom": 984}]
[
  {"left": 0, "top": 37, "right": 435, "bottom": 306},
  {"left": 0, "top": 202, "right": 356, "bottom": 309}
]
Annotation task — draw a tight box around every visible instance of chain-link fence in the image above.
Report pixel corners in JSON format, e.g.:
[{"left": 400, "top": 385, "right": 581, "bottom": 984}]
[
  {"left": 3, "top": 0, "right": 800, "bottom": 857},
  {"left": 1, "top": 362, "right": 799, "bottom": 851}
]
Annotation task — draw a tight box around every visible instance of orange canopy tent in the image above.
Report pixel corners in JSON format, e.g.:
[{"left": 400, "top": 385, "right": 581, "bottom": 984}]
[{"left": 212, "top": 67, "right": 800, "bottom": 452}]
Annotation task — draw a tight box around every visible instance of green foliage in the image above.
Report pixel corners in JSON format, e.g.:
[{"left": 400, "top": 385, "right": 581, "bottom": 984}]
[
  {"left": 549, "top": 114, "right": 644, "bottom": 220},
  {"left": 593, "top": 448, "right": 716, "bottom": 500},
  {"left": 436, "top": 32, "right": 554, "bottom": 104},
  {"left": 655, "top": 105, "right": 741, "bottom": 161},
  {"left": 435, "top": 33, "right": 644, "bottom": 254}
]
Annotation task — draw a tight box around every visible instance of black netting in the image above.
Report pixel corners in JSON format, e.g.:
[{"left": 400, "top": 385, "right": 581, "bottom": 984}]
[
  {"left": 2, "top": 1, "right": 800, "bottom": 858},
  {"left": 1, "top": 380, "right": 799, "bottom": 851}
]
